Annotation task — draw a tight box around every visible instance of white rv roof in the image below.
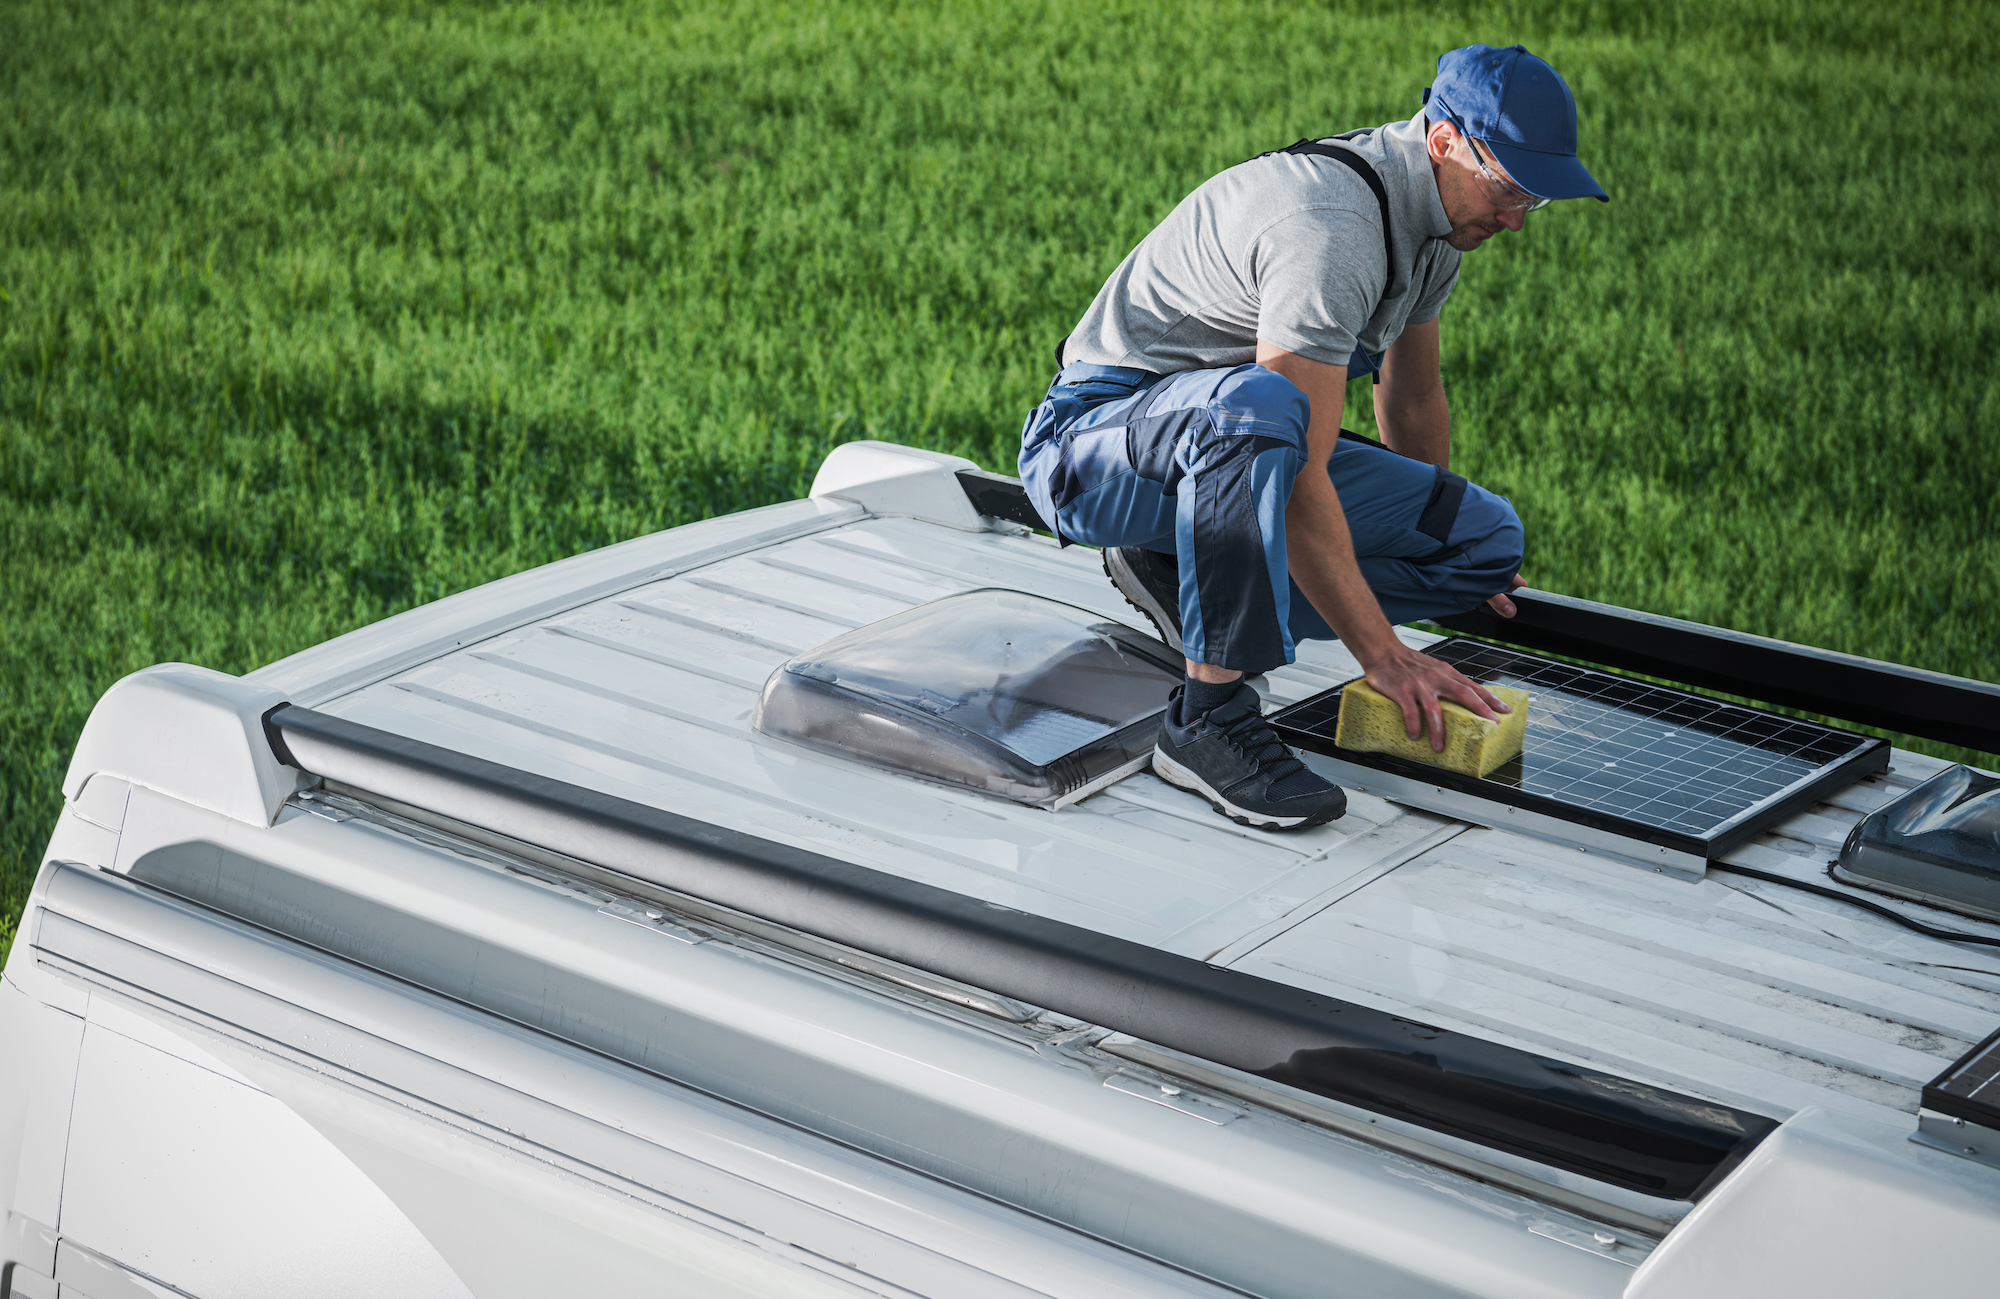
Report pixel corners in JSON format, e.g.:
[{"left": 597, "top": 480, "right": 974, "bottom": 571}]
[{"left": 250, "top": 493, "right": 2000, "bottom": 1136}]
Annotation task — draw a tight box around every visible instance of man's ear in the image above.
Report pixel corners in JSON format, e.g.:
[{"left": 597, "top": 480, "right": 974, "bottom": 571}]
[{"left": 1425, "top": 120, "right": 1459, "bottom": 165}]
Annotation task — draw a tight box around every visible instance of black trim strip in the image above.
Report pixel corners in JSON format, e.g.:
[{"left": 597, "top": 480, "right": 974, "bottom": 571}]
[
  {"left": 947, "top": 469, "right": 2000, "bottom": 754},
  {"left": 956, "top": 467, "right": 1050, "bottom": 530},
  {"left": 265, "top": 703, "right": 1775, "bottom": 1200}
]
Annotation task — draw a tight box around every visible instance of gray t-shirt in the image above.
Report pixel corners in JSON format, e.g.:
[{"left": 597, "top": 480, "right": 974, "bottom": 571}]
[{"left": 1065, "top": 110, "right": 1460, "bottom": 375}]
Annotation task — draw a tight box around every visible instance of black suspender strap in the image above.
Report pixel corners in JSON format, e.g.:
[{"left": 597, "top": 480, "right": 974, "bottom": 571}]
[{"left": 1268, "top": 139, "right": 1401, "bottom": 303}]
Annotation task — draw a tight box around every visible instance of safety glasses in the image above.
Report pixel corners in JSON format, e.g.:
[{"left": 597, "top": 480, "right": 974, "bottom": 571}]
[
  {"left": 1433, "top": 98, "right": 1553, "bottom": 212},
  {"left": 1465, "top": 136, "right": 1552, "bottom": 212}
]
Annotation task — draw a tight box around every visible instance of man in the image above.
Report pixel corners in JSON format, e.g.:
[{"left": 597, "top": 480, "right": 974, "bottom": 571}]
[{"left": 1018, "top": 44, "right": 1607, "bottom": 831}]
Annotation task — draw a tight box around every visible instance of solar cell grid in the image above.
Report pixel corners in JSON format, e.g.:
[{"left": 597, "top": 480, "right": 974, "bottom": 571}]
[{"left": 1269, "top": 637, "right": 1887, "bottom": 860}]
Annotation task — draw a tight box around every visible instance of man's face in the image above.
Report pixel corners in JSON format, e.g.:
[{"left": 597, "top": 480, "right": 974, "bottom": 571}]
[{"left": 1429, "top": 123, "right": 1534, "bottom": 252}]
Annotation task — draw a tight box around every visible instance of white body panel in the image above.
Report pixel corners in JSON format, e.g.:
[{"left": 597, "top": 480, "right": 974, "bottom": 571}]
[
  {"left": 60, "top": 1014, "right": 471, "bottom": 1299},
  {"left": 7, "top": 444, "right": 1998, "bottom": 1297}
]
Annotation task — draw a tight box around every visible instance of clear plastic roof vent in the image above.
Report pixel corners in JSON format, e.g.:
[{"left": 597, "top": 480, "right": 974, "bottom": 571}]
[
  {"left": 1835, "top": 764, "right": 2000, "bottom": 922},
  {"left": 755, "top": 589, "right": 1179, "bottom": 808}
]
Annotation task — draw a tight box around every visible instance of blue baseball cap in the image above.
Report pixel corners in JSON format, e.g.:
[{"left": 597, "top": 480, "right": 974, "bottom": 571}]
[{"left": 1424, "top": 44, "right": 1608, "bottom": 202}]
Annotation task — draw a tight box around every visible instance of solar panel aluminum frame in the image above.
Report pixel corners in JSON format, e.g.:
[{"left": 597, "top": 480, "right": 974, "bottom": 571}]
[
  {"left": 1268, "top": 639, "right": 1892, "bottom": 881},
  {"left": 1914, "top": 1024, "right": 2000, "bottom": 1172}
]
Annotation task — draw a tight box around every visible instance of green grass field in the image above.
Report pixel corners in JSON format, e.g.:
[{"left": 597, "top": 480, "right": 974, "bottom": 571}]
[{"left": 4, "top": 0, "right": 1996, "bottom": 963}]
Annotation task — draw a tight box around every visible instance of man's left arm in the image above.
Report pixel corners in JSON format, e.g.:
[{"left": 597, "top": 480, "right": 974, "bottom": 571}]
[
  {"left": 1374, "top": 318, "right": 1525, "bottom": 618},
  {"left": 1373, "top": 318, "right": 1450, "bottom": 469}
]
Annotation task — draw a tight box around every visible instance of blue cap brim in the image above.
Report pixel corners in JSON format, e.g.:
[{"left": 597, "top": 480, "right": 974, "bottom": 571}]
[{"left": 1484, "top": 138, "right": 1609, "bottom": 202}]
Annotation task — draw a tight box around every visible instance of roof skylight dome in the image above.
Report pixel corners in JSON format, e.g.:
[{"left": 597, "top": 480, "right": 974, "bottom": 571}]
[{"left": 755, "top": 589, "right": 1178, "bottom": 808}]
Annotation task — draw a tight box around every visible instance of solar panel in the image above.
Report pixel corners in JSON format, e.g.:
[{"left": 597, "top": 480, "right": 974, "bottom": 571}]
[{"left": 1268, "top": 638, "right": 1890, "bottom": 878}]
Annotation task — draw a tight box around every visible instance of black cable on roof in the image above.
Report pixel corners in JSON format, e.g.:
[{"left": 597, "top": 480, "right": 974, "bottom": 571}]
[{"left": 1709, "top": 863, "right": 2000, "bottom": 950}]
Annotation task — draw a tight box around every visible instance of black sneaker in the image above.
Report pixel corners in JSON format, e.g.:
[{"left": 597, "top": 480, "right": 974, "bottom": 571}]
[
  {"left": 1104, "top": 547, "right": 1183, "bottom": 657},
  {"left": 1153, "top": 683, "right": 1347, "bottom": 831}
]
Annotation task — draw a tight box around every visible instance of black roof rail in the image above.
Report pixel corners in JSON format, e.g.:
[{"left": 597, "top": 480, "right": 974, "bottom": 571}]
[
  {"left": 267, "top": 703, "right": 1776, "bottom": 1201},
  {"left": 953, "top": 469, "right": 2000, "bottom": 754},
  {"left": 1431, "top": 593, "right": 1999, "bottom": 755}
]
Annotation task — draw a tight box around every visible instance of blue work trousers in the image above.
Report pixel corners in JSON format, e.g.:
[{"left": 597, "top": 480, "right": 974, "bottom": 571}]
[{"left": 1018, "top": 362, "right": 1524, "bottom": 674}]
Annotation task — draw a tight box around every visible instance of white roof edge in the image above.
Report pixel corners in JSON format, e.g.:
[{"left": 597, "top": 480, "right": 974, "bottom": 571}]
[
  {"left": 247, "top": 497, "right": 863, "bottom": 707},
  {"left": 1628, "top": 1105, "right": 2000, "bottom": 1298},
  {"left": 63, "top": 664, "right": 307, "bottom": 827},
  {"left": 809, "top": 440, "right": 1003, "bottom": 533}
]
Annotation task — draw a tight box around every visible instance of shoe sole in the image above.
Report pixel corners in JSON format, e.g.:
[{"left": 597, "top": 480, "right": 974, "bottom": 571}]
[
  {"left": 1152, "top": 747, "right": 1344, "bottom": 832},
  {"left": 1103, "top": 549, "right": 1185, "bottom": 659}
]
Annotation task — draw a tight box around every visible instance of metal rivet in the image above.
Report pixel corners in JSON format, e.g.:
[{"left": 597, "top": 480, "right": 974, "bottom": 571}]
[{"left": 1593, "top": 1233, "right": 1617, "bottom": 1247}]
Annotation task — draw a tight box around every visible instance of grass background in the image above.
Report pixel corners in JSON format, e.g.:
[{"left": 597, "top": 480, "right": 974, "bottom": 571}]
[{"left": 4, "top": 0, "right": 1996, "bottom": 964}]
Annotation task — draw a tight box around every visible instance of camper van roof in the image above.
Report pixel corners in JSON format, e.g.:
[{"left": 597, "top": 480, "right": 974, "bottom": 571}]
[{"left": 248, "top": 481, "right": 2000, "bottom": 1155}]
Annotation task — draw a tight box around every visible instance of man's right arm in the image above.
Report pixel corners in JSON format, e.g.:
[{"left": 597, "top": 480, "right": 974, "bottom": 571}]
[{"left": 1255, "top": 343, "right": 1508, "bottom": 747}]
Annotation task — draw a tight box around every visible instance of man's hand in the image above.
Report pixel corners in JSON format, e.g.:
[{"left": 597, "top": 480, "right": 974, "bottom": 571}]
[
  {"left": 1363, "top": 640, "right": 1513, "bottom": 750},
  {"left": 1486, "top": 574, "right": 1529, "bottom": 618}
]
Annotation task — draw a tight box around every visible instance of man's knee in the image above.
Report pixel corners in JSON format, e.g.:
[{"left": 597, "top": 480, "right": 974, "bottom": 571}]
[
  {"left": 1207, "top": 365, "right": 1311, "bottom": 453},
  {"left": 1455, "top": 483, "right": 1524, "bottom": 578}
]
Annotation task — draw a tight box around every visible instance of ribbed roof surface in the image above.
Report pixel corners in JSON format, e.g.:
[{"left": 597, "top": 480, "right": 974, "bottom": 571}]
[{"left": 301, "top": 506, "right": 2000, "bottom": 1128}]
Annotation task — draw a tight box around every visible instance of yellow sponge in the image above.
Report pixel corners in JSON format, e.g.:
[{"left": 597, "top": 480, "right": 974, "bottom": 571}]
[{"left": 1334, "top": 679, "right": 1531, "bottom": 779}]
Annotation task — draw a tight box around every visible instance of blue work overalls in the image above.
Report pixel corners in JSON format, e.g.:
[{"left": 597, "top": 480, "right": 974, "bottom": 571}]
[{"left": 1017, "top": 359, "right": 1524, "bottom": 673}]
